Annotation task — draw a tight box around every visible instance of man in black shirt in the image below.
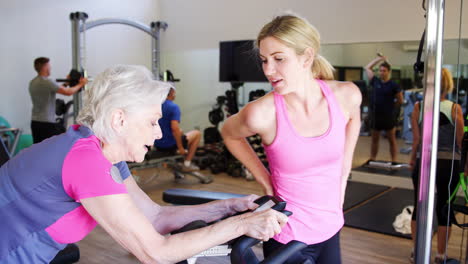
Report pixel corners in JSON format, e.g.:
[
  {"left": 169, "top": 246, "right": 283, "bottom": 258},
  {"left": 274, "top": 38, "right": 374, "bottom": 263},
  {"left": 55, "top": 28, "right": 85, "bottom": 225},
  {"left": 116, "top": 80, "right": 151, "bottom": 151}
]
[{"left": 365, "top": 55, "right": 403, "bottom": 163}]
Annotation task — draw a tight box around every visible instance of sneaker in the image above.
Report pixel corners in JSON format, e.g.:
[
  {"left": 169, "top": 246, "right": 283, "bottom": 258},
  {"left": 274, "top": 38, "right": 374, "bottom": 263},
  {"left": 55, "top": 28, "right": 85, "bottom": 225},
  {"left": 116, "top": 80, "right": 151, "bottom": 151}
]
[{"left": 181, "top": 163, "right": 200, "bottom": 172}]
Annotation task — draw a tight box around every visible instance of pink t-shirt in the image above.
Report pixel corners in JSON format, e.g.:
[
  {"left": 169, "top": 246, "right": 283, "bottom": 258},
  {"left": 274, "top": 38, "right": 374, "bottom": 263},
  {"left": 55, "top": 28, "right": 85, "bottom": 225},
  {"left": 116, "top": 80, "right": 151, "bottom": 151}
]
[
  {"left": 45, "top": 134, "right": 128, "bottom": 243},
  {"left": 264, "top": 80, "right": 347, "bottom": 244}
]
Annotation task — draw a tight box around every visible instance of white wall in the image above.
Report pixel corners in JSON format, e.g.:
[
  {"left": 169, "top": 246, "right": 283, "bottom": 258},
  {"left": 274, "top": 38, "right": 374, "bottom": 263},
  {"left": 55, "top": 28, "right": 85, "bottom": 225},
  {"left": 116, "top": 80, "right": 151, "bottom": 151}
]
[
  {"left": 2, "top": 0, "right": 467, "bottom": 135},
  {"left": 158, "top": 0, "right": 468, "bottom": 51},
  {"left": 0, "top": 0, "right": 160, "bottom": 133},
  {"left": 157, "top": 0, "right": 468, "bottom": 132}
]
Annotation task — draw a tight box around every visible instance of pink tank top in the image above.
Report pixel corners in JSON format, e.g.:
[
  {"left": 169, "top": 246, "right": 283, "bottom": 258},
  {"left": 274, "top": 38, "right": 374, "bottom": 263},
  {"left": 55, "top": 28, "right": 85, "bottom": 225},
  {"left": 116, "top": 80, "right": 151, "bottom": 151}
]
[{"left": 264, "top": 80, "right": 347, "bottom": 244}]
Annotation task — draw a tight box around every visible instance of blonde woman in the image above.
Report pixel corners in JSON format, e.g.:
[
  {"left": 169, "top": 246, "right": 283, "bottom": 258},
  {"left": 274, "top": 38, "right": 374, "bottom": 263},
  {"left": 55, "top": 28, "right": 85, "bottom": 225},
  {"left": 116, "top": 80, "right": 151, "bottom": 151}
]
[
  {"left": 222, "top": 15, "right": 362, "bottom": 263},
  {"left": 409, "top": 68, "right": 464, "bottom": 263}
]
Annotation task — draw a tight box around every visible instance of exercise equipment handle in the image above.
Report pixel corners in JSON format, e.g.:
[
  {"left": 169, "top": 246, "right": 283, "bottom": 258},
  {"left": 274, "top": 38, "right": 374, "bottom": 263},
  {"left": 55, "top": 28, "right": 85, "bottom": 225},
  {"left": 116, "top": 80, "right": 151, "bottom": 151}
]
[
  {"left": 260, "top": 240, "right": 308, "bottom": 264},
  {"left": 230, "top": 210, "right": 292, "bottom": 264}
]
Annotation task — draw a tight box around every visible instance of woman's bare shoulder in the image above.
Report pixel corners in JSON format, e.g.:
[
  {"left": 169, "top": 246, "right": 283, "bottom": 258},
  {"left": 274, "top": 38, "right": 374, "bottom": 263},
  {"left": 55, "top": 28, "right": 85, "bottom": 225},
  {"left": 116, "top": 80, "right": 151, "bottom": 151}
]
[
  {"left": 325, "top": 80, "right": 362, "bottom": 108},
  {"left": 241, "top": 91, "right": 276, "bottom": 132}
]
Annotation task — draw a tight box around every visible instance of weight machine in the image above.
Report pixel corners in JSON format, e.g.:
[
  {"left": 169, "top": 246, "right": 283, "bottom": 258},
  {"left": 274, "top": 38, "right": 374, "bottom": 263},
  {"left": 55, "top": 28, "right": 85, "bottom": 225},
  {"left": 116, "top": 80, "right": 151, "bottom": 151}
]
[
  {"left": 67, "top": 12, "right": 212, "bottom": 184},
  {"left": 68, "top": 11, "right": 168, "bottom": 121}
]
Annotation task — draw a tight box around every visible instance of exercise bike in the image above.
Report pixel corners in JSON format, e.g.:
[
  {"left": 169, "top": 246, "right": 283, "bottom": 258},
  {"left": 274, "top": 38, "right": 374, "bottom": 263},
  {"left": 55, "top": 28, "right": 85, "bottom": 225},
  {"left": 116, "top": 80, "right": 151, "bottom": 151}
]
[{"left": 172, "top": 195, "right": 309, "bottom": 264}]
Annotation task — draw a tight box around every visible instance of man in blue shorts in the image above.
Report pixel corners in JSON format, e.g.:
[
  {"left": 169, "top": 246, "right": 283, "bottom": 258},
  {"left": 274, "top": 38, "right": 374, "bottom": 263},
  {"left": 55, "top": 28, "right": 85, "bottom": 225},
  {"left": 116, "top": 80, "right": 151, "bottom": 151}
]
[{"left": 154, "top": 87, "right": 201, "bottom": 171}]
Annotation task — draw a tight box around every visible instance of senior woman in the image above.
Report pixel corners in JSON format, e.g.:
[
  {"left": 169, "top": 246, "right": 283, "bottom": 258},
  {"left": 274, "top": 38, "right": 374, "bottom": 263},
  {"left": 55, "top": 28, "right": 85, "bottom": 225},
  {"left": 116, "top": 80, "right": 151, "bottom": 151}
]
[{"left": 0, "top": 65, "right": 288, "bottom": 263}]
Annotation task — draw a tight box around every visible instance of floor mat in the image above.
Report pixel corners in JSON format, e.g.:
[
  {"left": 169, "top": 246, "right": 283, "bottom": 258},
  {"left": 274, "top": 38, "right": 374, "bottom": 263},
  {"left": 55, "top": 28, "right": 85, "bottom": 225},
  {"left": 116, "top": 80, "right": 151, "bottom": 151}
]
[
  {"left": 343, "top": 181, "right": 390, "bottom": 211},
  {"left": 344, "top": 188, "right": 467, "bottom": 239},
  {"left": 345, "top": 188, "right": 415, "bottom": 238}
]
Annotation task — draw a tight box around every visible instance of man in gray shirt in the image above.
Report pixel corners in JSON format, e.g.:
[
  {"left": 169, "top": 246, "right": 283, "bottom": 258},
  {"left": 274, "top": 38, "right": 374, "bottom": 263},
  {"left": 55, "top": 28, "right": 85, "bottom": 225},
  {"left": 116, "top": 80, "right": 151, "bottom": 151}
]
[{"left": 29, "top": 57, "right": 87, "bottom": 143}]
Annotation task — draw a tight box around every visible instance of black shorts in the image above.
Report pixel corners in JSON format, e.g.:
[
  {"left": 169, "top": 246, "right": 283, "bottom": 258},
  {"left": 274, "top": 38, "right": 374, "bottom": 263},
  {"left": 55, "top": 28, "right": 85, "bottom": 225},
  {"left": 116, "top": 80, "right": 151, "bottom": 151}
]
[
  {"left": 370, "top": 113, "right": 395, "bottom": 131},
  {"left": 31, "top": 121, "right": 65, "bottom": 144},
  {"left": 156, "top": 135, "right": 188, "bottom": 153}
]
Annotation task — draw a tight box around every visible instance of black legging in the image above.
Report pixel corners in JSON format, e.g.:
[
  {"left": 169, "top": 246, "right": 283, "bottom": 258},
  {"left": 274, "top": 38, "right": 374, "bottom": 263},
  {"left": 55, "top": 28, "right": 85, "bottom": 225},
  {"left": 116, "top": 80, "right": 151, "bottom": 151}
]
[
  {"left": 411, "top": 159, "right": 459, "bottom": 226},
  {"left": 263, "top": 230, "right": 341, "bottom": 264}
]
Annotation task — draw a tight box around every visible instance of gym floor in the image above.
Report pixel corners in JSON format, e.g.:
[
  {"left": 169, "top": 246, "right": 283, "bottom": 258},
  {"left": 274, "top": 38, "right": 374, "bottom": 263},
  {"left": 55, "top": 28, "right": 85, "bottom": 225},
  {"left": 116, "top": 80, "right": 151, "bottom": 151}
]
[{"left": 76, "top": 136, "right": 468, "bottom": 263}]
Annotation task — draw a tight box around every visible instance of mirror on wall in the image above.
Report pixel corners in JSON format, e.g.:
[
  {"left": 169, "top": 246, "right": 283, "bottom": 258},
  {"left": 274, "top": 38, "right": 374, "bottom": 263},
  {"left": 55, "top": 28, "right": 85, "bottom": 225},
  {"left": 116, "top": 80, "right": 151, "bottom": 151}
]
[
  {"left": 325, "top": 39, "right": 468, "bottom": 163},
  {"left": 322, "top": 39, "right": 468, "bottom": 83}
]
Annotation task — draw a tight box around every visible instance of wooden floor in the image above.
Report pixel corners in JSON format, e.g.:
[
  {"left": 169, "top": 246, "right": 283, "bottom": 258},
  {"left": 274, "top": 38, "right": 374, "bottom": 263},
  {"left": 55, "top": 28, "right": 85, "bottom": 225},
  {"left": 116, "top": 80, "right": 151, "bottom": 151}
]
[{"left": 76, "top": 136, "right": 468, "bottom": 263}]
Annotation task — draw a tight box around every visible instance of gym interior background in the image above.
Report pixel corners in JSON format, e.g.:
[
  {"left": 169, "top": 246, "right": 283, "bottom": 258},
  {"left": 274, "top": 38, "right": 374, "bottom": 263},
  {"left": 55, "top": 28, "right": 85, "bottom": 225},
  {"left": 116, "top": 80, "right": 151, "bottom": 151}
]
[
  {"left": 1, "top": 0, "right": 468, "bottom": 263},
  {"left": 2, "top": 0, "right": 467, "bottom": 134}
]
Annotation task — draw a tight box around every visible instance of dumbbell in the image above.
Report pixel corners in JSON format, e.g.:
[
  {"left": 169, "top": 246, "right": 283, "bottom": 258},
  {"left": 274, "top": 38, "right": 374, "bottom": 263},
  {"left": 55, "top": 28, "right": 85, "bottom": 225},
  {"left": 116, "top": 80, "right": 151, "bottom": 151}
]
[{"left": 56, "top": 69, "right": 84, "bottom": 87}]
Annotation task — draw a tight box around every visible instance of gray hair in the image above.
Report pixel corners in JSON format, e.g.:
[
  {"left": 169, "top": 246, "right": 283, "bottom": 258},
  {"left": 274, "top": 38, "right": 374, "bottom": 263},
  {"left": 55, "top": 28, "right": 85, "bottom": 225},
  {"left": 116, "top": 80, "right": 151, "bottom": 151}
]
[{"left": 77, "top": 65, "right": 171, "bottom": 143}]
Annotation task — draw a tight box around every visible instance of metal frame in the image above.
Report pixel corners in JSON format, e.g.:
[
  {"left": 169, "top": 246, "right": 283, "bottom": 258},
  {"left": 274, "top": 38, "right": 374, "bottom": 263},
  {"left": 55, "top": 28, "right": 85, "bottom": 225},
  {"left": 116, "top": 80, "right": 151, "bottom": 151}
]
[
  {"left": 414, "top": 0, "right": 445, "bottom": 263},
  {"left": 0, "top": 127, "right": 22, "bottom": 157},
  {"left": 69, "top": 11, "right": 167, "bottom": 121},
  {"left": 151, "top": 21, "right": 168, "bottom": 78}
]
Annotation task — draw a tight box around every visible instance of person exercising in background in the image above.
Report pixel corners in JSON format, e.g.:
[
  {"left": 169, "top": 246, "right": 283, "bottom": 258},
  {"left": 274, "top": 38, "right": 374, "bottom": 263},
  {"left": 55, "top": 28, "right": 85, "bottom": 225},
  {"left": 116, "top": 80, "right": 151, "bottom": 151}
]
[
  {"left": 365, "top": 55, "right": 403, "bottom": 163},
  {"left": 409, "top": 68, "right": 463, "bottom": 263},
  {"left": 154, "top": 87, "right": 201, "bottom": 171},
  {"left": 29, "top": 57, "right": 87, "bottom": 143}
]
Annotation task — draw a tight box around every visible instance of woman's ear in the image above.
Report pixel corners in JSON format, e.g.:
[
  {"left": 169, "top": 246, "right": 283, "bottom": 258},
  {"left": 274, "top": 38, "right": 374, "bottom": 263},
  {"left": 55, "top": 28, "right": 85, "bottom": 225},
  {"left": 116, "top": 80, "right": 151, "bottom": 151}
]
[
  {"left": 110, "top": 109, "right": 126, "bottom": 134},
  {"left": 303, "top": 47, "right": 315, "bottom": 68}
]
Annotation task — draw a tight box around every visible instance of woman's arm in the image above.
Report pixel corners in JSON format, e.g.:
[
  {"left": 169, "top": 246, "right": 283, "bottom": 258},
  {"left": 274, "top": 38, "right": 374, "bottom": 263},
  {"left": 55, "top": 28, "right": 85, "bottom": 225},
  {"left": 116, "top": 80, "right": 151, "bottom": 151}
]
[
  {"left": 221, "top": 100, "right": 274, "bottom": 195},
  {"left": 81, "top": 190, "right": 287, "bottom": 264},
  {"left": 410, "top": 102, "right": 421, "bottom": 170},
  {"left": 340, "top": 82, "right": 362, "bottom": 206},
  {"left": 125, "top": 176, "right": 259, "bottom": 234},
  {"left": 452, "top": 103, "right": 464, "bottom": 149}
]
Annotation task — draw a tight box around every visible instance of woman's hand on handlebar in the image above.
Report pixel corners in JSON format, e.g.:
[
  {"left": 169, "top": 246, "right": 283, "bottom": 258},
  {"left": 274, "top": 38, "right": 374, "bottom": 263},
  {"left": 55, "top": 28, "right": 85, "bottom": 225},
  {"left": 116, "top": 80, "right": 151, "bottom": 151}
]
[
  {"left": 226, "top": 194, "right": 259, "bottom": 215},
  {"left": 239, "top": 209, "right": 288, "bottom": 241}
]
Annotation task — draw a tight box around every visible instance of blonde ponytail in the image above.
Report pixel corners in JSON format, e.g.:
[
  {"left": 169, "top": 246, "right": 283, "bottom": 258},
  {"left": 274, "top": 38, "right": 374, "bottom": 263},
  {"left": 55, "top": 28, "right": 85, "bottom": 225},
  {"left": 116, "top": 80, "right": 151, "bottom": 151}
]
[{"left": 312, "top": 55, "right": 335, "bottom": 80}]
